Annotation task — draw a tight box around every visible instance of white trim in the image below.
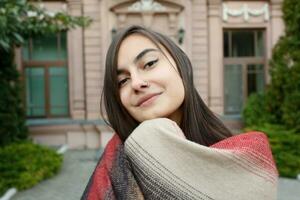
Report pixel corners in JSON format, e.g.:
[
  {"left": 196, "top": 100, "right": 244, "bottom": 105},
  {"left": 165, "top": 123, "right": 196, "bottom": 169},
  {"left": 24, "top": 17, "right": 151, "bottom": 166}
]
[
  {"left": 223, "top": 3, "right": 269, "bottom": 22},
  {"left": 0, "top": 188, "right": 17, "bottom": 200},
  {"left": 57, "top": 144, "right": 68, "bottom": 154}
]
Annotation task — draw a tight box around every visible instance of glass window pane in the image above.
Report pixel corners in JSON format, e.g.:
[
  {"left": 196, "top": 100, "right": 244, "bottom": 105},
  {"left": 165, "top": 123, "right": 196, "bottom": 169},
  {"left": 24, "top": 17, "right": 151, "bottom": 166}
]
[
  {"left": 255, "top": 31, "right": 264, "bottom": 57},
  {"left": 23, "top": 32, "right": 67, "bottom": 61},
  {"left": 231, "top": 31, "right": 255, "bottom": 57},
  {"left": 60, "top": 32, "right": 68, "bottom": 60},
  {"left": 247, "top": 64, "right": 265, "bottom": 96},
  {"left": 22, "top": 40, "right": 30, "bottom": 61},
  {"left": 31, "top": 34, "right": 58, "bottom": 61},
  {"left": 26, "top": 68, "right": 45, "bottom": 116},
  {"left": 49, "top": 67, "right": 69, "bottom": 116},
  {"left": 223, "top": 31, "right": 229, "bottom": 57},
  {"left": 224, "top": 64, "right": 244, "bottom": 114}
]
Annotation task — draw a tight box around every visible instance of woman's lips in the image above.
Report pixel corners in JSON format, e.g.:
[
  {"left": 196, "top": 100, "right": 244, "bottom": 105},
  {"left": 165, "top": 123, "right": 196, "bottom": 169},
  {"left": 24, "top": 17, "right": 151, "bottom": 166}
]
[{"left": 137, "top": 93, "right": 162, "bottom": 107}]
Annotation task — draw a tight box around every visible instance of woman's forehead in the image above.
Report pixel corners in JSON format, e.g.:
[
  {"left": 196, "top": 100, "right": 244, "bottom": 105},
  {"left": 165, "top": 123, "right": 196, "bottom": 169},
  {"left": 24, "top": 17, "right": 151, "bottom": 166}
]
[
  {"left": 118, "top": 34, "right": 158, "bottom": 56},
  {"left": 117, "top": 34, "right": 162, "bottom": 69},
  {"left": 120, "top": 34, "right": 157, "bottom": 50}
]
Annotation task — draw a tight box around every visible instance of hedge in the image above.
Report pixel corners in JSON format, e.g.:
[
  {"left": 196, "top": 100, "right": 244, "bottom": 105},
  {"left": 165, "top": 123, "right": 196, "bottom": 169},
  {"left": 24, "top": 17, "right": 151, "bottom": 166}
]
[
  {"left": 245, "top": 124, "right": 300, "bottom": 178},
  {"left": 0, "top": 141, "right": 63, "bottom": 196}
]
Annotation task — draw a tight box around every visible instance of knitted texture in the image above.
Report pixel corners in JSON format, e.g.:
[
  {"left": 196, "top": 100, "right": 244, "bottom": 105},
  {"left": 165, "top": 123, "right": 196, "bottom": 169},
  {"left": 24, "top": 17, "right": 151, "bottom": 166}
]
[
  {"left": 81, "top": 118, "right": 278, "bottom": 200},
  {"left": 81, "top": 134, "right": 143, "bottom": 200}
]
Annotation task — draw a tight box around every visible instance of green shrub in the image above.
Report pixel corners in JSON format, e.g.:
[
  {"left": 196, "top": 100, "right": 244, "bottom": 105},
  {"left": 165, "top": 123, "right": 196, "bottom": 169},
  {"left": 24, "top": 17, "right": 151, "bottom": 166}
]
[
  {"left": 261, "top": 0, "right": 300, "bottom": 129},
  {"left": 242, "top": 0, "right": 300, "bottom": 179},
  {"left": 242, "top": 93, "right": 275, "bottom": 127},
  {"left": 0, "top": 141, "right": 63, "bottom": 196},
  {"left": 0, "top": 48, "right": 28, "bottom": 146},
  {"left": 282, "top": 91, "right": 300, "bottom": 132},
  {"left": 245, "top": 124, "right": 300, "bottom": 178},
  {"left": 243, "top": 0, "right": 300, "bottom": 130}
]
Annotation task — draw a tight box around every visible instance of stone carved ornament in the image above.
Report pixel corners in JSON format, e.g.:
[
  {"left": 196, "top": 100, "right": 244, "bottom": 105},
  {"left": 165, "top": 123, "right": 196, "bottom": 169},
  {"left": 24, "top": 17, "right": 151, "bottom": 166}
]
[
  {"left": 223, "top": 3, "right": 270, "bottom": 22},
  {"left": 128, "top": 0, "right": 166, "bottom": 12}
]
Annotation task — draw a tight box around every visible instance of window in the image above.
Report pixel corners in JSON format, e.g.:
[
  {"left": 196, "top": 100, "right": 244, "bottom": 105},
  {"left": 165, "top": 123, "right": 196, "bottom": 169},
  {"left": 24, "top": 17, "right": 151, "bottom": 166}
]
[
  {"left": 223, "top": 29, "right": 265, "bottom": 115},
  {"left": 224, "top": 30, "right": 264, "bottom": 58},
  {"left": 22, "top": 32, "right": 69, "bottom": 118}
]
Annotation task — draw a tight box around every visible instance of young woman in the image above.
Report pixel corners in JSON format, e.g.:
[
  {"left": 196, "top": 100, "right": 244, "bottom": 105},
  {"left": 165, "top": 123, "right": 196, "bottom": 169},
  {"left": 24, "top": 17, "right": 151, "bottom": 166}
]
[{"left": 81, "top": 26, "right": 278, "bottom": 200}]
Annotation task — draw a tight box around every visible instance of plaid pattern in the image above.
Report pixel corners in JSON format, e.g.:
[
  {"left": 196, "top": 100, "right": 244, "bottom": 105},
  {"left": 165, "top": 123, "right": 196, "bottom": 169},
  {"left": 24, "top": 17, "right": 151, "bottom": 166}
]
[
  {"left": 81, "top": 119, "right": 278, "bottom": 200},
  {"left": 81, "top": 135, "right": 143, "bottom": 200}
]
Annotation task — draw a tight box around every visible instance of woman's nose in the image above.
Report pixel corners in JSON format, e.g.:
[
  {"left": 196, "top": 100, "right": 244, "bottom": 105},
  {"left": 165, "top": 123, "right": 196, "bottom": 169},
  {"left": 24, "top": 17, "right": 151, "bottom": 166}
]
[{"left": 131, "top": 74, "right": 148, "bottom": 90}]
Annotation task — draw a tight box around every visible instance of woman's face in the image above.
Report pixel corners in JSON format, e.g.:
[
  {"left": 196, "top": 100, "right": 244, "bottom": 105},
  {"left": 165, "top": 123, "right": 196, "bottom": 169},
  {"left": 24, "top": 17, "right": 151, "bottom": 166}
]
[{"left": 117, "top": 34, "right": 185, "bottom": 124}]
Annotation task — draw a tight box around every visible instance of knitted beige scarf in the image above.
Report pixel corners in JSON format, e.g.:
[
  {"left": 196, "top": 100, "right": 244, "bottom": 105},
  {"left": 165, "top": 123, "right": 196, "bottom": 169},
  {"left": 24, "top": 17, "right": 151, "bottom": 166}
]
[{"left": 124, "top": 118, "right": 278, "bottom": 200}]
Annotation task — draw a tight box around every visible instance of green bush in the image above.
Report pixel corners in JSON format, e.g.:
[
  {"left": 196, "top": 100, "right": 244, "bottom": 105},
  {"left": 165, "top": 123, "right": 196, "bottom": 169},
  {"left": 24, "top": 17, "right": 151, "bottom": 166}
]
[
  {"left": 242, "top": 93, "right": 275, "bottom": 127},
  {"left": 0, "top": 48, "right": 28, "bottom": 146},
  {"left": 242, "top": 1, "right": 300, "bottom": 179},
  {"left": 261, "top": 0, "right": 300, "bottom": 128},
  {"left": 282, "top": 91, "right": 300, "bottom": 132},
  {"left": 245, "top": 124, "right": 300, "bottom": 178},
  {"left": 243, "top": 0, "right": 300, "bottom": 130},
  {"left": 0, "top": 141, "right": 63, "bottom": 196}
]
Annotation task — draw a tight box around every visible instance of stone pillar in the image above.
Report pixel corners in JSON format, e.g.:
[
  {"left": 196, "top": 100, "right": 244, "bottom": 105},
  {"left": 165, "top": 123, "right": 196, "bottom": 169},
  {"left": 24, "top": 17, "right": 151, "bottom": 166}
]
[
  {"left": 270, "top": 0, "right": 285, "bottom": 47},
  {"left": 191, "top": 0, "right": 209, "bottom": 103},
  {"left": 67, "top": 0, "right": 86, "bottom": 119},
  {"left": 207, "top": 0, "right": 223, "bottom": 114},
  {"left": 83, "top": 0, "right": 102, "bottom": 120}
]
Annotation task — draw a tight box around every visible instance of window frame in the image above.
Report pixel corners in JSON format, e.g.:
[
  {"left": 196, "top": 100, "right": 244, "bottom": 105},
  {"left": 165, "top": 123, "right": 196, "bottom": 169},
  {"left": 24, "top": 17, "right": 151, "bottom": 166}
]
[
  {"left": 223, "top": 29, "right": 267, "bottom": 115},
  {"left": 22, "top": 33, "right": 70, "bottom": 119}
]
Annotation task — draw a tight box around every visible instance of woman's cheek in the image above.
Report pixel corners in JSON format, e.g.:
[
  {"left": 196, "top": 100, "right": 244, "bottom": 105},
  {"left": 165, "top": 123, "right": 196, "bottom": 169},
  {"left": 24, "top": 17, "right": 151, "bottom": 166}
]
[{"left": 120, "top": 91, "right": 129, "bottom": 109}]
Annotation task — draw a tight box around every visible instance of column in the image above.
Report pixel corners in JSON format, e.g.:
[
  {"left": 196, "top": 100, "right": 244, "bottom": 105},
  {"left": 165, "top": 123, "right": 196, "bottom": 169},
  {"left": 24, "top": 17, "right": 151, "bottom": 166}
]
[
  {"left": 67, "top": 0, "right": 86, "bottom": 119},
  {"left": 270, "top": 0, "right": 285, "bottom": 47},
  {"left": 208, "top": 0, "right": 223, "bottom": 114}
]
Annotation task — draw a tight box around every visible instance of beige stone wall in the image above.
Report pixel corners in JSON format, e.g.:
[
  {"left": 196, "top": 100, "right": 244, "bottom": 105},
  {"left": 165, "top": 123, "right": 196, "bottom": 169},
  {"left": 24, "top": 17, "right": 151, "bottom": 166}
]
[
  {"left": 82, "top": 0, "right": 102, "bottom": 120},
  {"left": 29, "top": 123, "right": 103, "bottom": 149},
  {"left": 191, "top": 0, "right": 209, "bottom": 104}
]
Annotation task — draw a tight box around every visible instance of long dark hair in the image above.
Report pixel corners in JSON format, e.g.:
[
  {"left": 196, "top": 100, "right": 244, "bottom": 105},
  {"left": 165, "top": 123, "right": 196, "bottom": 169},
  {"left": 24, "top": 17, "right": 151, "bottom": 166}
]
[{"left": 100, "top": 25, "right": 232, "bottom": 146}]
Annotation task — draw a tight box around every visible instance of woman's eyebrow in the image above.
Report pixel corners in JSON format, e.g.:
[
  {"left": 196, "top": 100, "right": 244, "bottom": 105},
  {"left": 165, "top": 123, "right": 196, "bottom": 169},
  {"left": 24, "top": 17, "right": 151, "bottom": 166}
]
[
  {"left": 134, "top": 48, "right": 158, "bottom": 63},
  {"left": 117, "top": 48, "right": 158, "bottom": 75}
]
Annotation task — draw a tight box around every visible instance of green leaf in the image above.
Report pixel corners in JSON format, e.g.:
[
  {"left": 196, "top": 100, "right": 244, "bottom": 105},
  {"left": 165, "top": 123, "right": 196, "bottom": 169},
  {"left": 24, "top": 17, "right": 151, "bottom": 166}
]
[
  {"left": 0, "top": 40, "right": 10, "bottom": 51},
  {"left": 13, "top": 32, "right": 24, "bottom": 44}
]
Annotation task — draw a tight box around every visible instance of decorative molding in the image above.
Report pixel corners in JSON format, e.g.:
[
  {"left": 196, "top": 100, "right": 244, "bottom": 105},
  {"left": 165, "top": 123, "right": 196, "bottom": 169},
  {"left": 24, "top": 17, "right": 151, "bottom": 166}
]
[
  {"left": 128, "top": 0, "right": 166, "bottom": 12},
  {"left": 223, "top": 3, "right": 269, "bottom": 22}
]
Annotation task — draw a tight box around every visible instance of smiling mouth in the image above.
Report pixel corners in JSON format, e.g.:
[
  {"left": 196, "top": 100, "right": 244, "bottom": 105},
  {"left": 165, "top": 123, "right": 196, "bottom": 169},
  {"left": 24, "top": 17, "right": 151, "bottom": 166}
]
[{"left": 137, "top": 93, "right": 162, "bottom": 107}]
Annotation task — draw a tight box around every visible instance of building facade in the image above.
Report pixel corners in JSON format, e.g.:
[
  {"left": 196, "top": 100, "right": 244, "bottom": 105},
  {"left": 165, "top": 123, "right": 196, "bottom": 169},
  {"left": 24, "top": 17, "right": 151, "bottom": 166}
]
[{"left": 16, "top": 0, "right": 285, "bottom": 149}]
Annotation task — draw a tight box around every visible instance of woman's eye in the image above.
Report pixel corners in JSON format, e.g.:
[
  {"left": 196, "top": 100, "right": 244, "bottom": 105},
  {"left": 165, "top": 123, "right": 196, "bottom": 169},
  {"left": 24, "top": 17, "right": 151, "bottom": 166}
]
[
  {"left": 118, "top": 78, "right": 129, "bottom": 87},
  {"left": 144, "top": 59, "right": 158, "bottom": 69}
]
